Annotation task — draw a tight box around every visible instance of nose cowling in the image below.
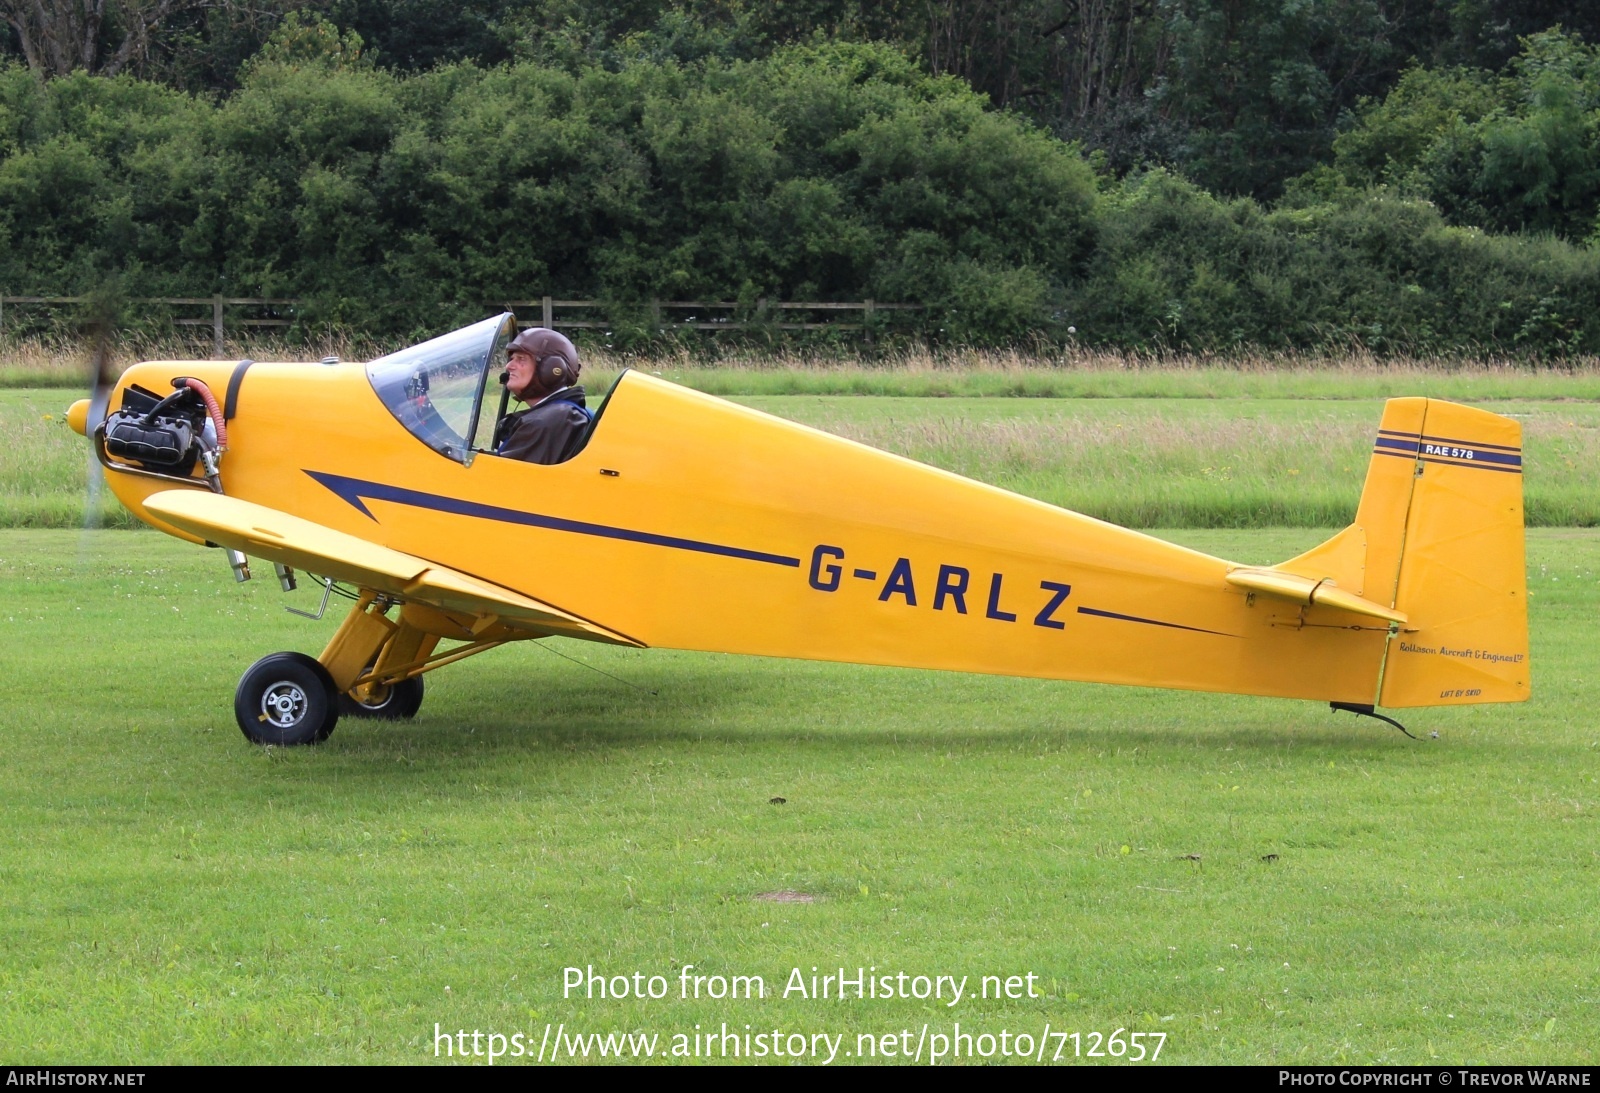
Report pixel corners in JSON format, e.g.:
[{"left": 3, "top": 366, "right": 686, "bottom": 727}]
[{"left": 67, "top": 399, "right": 92, "bottom": 436}]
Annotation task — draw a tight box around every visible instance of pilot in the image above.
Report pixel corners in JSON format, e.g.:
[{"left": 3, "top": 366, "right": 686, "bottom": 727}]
[{"left": 495, "top": 327, "right": 591, "bottom": 464}]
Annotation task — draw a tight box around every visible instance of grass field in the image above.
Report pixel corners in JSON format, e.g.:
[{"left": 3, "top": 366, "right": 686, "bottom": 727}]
[
  {"left": 4, "top": 348, "right": 1595, "bottom": 1064},
  {"left": 736, "top": 395, "right": 1600, "bottom": 527},
  {"left": 0, "top": 390, "right": 138, "bottom": 529},
  {"left": 0, "top": 528, "right": 1595, "bottom": 1065}
]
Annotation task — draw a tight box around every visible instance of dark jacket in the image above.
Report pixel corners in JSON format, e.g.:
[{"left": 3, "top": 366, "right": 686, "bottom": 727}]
[{"left": 496, "top": 386, "right": 590, "bottom": 464}]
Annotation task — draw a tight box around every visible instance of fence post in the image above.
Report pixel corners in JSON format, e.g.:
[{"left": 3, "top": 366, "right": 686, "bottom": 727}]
[
  {"left": 650, "top": 298, "right": 661, "bottom": 333},
  {"left": 212, "top": 295, "right": 225, "bottom": 359},
  {"left": 542, "top": 295, "right": 553, "bottom": 327},
  {"left": 864, "top": 298, "right": 875, "bottom": 348}
]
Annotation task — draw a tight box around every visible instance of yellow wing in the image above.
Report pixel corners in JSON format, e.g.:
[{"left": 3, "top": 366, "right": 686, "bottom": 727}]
[{"left": 142, "top": 489, "right": 643, "bottom": 647}]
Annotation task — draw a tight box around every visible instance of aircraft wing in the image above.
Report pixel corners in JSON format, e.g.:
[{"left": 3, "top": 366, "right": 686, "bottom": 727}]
[{"left": 142, "top": 489, "right": 643, "bottom": 646}]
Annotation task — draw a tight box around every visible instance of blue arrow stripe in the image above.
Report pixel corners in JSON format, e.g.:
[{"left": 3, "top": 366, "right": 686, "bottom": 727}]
[
  {"left": 1075, "top": 605, "right": 1235, "bottom": 637},
  {"left": 305, "top": 471, "right": 802, "bottom": 568}
]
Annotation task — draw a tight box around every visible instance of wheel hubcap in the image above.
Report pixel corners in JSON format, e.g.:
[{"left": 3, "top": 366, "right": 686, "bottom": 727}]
[
  {"left": 261, "top": 681, "right": 309, "bottom": 729},
  {"left": 354, "top": 683, "right": 391, "bottom": 708}
]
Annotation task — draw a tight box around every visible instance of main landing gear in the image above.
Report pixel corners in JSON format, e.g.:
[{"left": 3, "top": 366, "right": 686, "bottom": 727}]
[
  {"left": 232, "top": 588, "right": 508, "bottom": 745},
  {"left": 234, "top": 589, "right": 437, "bottom": 745}
]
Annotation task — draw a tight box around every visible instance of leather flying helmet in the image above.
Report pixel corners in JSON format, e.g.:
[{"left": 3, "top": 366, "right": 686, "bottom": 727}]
[{"left": 507, "top": 327, "right": 581, "bottom": 393}]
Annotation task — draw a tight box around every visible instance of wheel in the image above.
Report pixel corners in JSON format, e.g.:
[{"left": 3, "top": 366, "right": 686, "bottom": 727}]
[
  {"left": 339, "top": 674, "right": 424, "bottom": 720},
  {"left": 235, "top": 652, "right": 340, "bottom": 745}
]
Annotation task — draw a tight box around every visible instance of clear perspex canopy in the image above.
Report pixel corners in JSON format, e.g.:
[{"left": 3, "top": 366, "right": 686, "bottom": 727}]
[{"left": 366, "top": 313, "right": 516, "bottom": 462}]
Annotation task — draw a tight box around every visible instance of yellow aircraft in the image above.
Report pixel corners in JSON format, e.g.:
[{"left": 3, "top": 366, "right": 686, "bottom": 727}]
[{"left": 67, "top": 314, "right": 1529, "bottom": 744}]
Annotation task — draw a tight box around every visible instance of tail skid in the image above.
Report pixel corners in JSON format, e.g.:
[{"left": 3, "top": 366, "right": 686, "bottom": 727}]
[{"left": 1330, "top": 701, "right": 1416, "bottom": 739}]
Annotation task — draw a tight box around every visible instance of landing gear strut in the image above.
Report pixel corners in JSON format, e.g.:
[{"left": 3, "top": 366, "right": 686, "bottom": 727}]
[
  {"left": 232, "top": 591, "right": 511, "bottom": 744},
  {"left": 234, "top": 593, "right": 442, "bottom": 743}
]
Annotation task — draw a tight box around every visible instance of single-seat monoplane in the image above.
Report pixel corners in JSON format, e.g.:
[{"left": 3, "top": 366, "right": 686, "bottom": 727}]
[{"left": 68, "top": 314, "right": 1529, "bottom": 744}]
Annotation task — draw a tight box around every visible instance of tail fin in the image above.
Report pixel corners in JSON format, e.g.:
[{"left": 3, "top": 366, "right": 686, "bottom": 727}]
[{"left": 1281, "top": 397, "right": 1529, "bottom": 708}]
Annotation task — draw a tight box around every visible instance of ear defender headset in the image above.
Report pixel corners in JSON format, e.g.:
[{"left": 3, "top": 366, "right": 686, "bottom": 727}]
[{"left": 533, "top": 350, "right": 570, "bottom": 391}]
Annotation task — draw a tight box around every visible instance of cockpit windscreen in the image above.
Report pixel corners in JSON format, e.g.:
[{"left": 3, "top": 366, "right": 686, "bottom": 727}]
[{"left": 366, "top": 313, "right": 516, "bottom": 462}]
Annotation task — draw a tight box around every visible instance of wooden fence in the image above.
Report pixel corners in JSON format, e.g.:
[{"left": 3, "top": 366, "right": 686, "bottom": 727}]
[
  {"left": 502, "top": 297, "right": 919, "bottom": 333},
  {"left": 0, "top": 294, "right": 920, "bottom": 357},
  {"left": 0, "top": 296, "right": 294, "bottom": 358}
]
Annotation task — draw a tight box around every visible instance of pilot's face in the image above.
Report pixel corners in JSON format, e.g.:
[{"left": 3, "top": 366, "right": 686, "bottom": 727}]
[{"left": 505, "top": 349, "right": 535, "bottom": 400}]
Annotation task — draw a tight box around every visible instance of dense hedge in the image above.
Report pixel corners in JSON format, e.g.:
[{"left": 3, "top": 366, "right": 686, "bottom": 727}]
[
  {"left": 1, "top": 41, "right": 1596, "bottom": 354},
  {"left": 0, "top": 43, "right": 1095, "bottom": 345},
  {"left": 1068, "top": 171, "right": 1600, "bottom": 355}
]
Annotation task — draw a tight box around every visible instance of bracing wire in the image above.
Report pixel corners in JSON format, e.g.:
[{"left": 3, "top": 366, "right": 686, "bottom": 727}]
[{"left": 533, "top": 640, "right": 658, "bottom": 695}]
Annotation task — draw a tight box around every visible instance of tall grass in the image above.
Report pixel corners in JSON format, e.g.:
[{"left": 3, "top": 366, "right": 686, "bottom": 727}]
[
  {"left": 743, "top": 396, "right": 1600, "bottom": 528},
  {"left": 612, "top": 345, "right": 1600, "bottom": 401},
  {"left": 0, "top": 391, "right": 139, "bottom": 529},
  {"left": 7, "top": 335, "right": 1600, "bottom": 400},
  {"left": 0, "top": 332, "right": 397, "bottom": 390}
]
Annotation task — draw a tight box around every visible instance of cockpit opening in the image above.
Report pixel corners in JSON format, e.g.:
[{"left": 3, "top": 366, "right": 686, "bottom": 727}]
[
  {"left": 367, "top": 313, "right": 516, "bottom": 462},
  {"left": 368, "top": 313, "right": 616, "bottom": 466}
]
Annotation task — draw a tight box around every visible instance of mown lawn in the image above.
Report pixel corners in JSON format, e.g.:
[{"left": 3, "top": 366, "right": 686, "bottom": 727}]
[{"left": 0, "top": 528, "right": 1594, "bottom": 1064}]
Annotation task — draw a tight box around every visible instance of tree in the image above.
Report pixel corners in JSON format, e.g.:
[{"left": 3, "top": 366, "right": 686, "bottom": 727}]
[
  {"left": 1319, "top": 29, "right": 1600, "bottom": 240},
  {"left": 1153, "top": 0, "right": 1410, "bottom": 198},
  {"left": 325, "top": 0, "right": 513, "bottom": 72},
  {"left": 0, "top": 0, "right": 229, "bottom": 77},
  {"left": 1443, "top": 1, "right": 1600, "bottom": 68}
]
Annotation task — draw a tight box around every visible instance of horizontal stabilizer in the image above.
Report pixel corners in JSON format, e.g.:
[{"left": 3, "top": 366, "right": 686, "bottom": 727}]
[
  {"left": 1225, "top": 567, "right": 1408, "bottom": 625},
  {"left": 143, "top": 489, "right": 643, "bottom": 646}
]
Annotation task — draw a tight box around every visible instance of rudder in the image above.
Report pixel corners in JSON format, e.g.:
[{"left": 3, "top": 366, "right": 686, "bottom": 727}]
[
  {"left": 1376, "top": 399, "right": 1529, "bottom": 707},
  {"left": 1277, "top": 397, "right": 1529, "bottom": 708}
]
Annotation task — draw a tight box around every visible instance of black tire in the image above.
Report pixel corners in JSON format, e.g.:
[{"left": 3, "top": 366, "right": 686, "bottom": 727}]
[
  {"left": 339, "top": 674, "right": 425, "bottom": 720},
  {"left": 235, "top": 652, "right": 340, "bottom": 745}
]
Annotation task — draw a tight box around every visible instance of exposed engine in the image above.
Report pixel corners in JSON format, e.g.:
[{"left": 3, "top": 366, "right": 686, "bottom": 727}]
[
  {"left": 101, "top": 376, "right": 229, "bottom": 485},
  {"left": 98, "top": 374, "right": 248, "bottom": 579},
  {"left": 104, "top": 383, "right": 208, "bottom": 471}
]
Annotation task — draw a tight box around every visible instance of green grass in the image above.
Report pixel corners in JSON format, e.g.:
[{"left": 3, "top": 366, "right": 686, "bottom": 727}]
[
  {"left": 0, "top": 389, "right": 140, "bottom": 529},
  {"left": 9, "top": 388, "right": 1595, "bottom": 530},
  {"left": 729, "top": 395, "right": 1600, "bottom": 527},
  {"left": 0, "top": 528, "right": 1595, "bottom": 1064},
  {"left": 621, "top": 360, "right": 1600, "bottom": 402},
  {"left": 8, "top": 336, "right": 1600, "bottom": 401}
]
